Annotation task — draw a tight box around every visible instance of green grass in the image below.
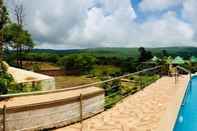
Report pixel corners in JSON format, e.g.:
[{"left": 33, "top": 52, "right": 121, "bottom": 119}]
[
  {"left": 90, "top": 65, "right": 121, "bottom": 77},
  {"left": 55, "top": 75, "right": 98, "bottom": 89}
]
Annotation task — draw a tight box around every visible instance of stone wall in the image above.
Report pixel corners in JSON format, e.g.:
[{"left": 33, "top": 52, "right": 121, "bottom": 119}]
[{"left": 0, "top": 87, "right": 104, "bottom": 131}]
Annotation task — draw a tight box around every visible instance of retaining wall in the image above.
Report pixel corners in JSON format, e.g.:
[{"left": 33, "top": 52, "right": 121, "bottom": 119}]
[{"left": 0, "top": 87, "right": 104, "bottom": 131}]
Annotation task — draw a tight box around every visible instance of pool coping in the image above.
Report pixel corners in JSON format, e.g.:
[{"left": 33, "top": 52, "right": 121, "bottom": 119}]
[{"left": 156, "top": 75, "right": 190, "bottom": 131}]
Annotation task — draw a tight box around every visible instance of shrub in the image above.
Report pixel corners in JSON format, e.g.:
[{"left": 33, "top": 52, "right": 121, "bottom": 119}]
[
  {"left": 0, "top": 65, "right": 41, "bottom": 94},
  {"left": 32, "top": 63, "right": 40, "bottom": 72}
]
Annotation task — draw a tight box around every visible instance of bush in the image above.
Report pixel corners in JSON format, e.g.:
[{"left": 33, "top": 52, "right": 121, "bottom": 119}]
[
  {"left": 8, "top": 82, "right": 41, "bottom": 94},
  {"left": 32, "top": 63, "right": 40, "bottom": 72},
  {"left": 0, "top": 65, "right": 41, "bottom": 94},
  {"left": 90, "top": 65, "right": 122, "bottom": 77},
  {"left": 0, "top": 73, "right": 13, "bottom": 94},
  {"left": 101, "top": 79, "right": 121, "bottom": 96}
]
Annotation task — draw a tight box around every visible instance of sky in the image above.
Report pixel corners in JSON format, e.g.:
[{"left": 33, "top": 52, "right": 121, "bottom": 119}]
[{"left": 5, "top": 0, "right": 197, "bottom": 49}]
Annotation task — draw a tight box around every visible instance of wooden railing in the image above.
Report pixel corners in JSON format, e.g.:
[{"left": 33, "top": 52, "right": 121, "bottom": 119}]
[
  {"left": 0, "top": 66, "right": 161, "bottom": 99},
  {"left": 176, "top": 66, "right": 191, "bottom": 106},
  {"left": 0, "top": 66, "right": 162, "bottom": 131}
]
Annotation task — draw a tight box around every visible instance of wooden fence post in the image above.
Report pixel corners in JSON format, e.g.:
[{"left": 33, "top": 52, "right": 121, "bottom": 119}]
[
  {"left": 79, "top": 94, "right": 83, "bottom": 131},
  {"left": 140, "top": 78, "right": 143, "bottom": 90},
  {"left": 79, "top": 94, "right": 83, "bottom": 123},
  {"left": 3, "top": 105, "right": 6, "bottom": 131}
]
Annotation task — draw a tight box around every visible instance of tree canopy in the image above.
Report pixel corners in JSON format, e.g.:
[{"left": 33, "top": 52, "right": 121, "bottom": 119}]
[
  {"left": 0, "top": 0, "right": 9, "bottom": 61},
  {"left": 138, "top": 47, "right": 153, "bottom": 62},
  {"left": 59, "top": 54, "right": 96, "bottom": 75}
]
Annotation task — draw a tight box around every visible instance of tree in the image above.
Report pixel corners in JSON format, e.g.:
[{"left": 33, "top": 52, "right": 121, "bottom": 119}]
[
  {"left": 161, "top": 49, "right": 168, "bottom": 57},
  {"left": 14, "top": 3, "right": 25, "bottom": 67},
  {"left": 138, "top": 47, "right": 153, "bottom": 62},
  {"left": 3, "top": 23, "right": 34, "bottom": 67},
  {"left": 59, "top": 54, "right": 96, "bottom": 75},
  {"left": 0, "top": 0, "right": 9, "bottom": 62}
]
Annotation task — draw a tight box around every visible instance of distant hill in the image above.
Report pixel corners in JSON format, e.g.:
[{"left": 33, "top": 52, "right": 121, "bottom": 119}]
[{"left": 33, "top": 47, "right": 197, "bottom": 59}]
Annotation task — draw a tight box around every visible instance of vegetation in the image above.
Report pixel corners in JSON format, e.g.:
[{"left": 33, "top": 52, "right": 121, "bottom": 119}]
[
  {"left": 0, "top": 62, "right": 41, "bottom": 94},
  {"left": 138, "top": 47, "right": 153, "bottom": 62},
  {"left": 3, "top": 23, "right": 34, "bottom": 67},
  {"left": 0, "top": 0, "right": 9, "bottom": 62},
  {"left": 58, "top": 54, "right": 96, "bottom": 75},
  {"left": 55, "top": 76, "right": 98, "bottom": 89},
  {"left": 90, "top": 65, "right": 121, "bottom": 77},
  {"left": 104, "top": 74, "right": 160, "bottom": 109},
  {"left": 0, "top": 1, "right": 36, "bottom": 94}
]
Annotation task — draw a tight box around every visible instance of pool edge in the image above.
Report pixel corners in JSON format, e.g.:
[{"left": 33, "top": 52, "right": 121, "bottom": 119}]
[{"left": 156, "top": 75, "right": 190, "bottom": 131}]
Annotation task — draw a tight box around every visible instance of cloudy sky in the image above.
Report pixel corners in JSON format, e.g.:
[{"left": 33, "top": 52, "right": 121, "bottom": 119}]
[{"left": 5, "top": 0, "right": 197, "bottom": 49}]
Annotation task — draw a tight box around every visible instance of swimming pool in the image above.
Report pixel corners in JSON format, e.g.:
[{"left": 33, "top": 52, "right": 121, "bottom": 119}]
[{"left": 174, "top": 76, "right": 197, "bottom": 131}]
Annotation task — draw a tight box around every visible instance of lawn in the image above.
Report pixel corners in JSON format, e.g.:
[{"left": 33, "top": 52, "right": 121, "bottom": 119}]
[{"left": 55, "top": 75, "right": 98, "bottom": 89}]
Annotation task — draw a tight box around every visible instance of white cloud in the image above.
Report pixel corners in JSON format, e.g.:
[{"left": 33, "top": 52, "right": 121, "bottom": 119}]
[
  {"left": 5, "top": 0, "right": 196, "bottom": 49},
  {"left": 137, "top": 12, "right": 194, "bottom": 45},
  {"left": 182, "top": 0, "right": 197, "bottom": 40},
  {"left": 139, "top": 0, "right": 181, "bottom": 12}
]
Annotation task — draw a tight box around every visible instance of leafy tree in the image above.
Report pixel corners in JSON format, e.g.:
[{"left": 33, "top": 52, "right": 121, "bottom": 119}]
[
  {"left": 161, "top": 49, "right": 168, "bottom": 57},
  {"left": 121, "top": 57, "right": 137, "bottom": 73},
  {"left": 138, "top": 47, "right": 153, "bottom": 62},
  {"left": 59, "top": 54, "right": 96, "bottom": 75},
  {"left": 3, "top": 23, "right": 34, "bottom": 67},
  {"left": 0, "top": 0, "right": 9, "bottom": 63}
]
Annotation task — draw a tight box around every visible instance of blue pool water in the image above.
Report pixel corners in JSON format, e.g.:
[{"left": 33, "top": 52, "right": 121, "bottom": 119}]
[{"left": 174, "top": 76, "right": 197, "bottom": 131}]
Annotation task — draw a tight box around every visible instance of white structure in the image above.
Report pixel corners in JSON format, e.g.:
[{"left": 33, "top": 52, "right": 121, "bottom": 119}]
[{"left": 7, "top": 66, "right": 55, "bottom": 91}]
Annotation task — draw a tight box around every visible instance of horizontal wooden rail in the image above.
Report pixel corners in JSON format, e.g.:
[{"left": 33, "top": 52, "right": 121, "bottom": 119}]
[
  {"left": 0, "top": 66, "right": 161, "bottom": 99},
  {"left": 176, "top": 66, "right": 190, "bottom": 74}
]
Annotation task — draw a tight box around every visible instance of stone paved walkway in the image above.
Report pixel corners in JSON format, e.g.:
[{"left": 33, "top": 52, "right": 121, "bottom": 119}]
[{"left": 54, "top": 76, "right": 188, "bottom": 131}]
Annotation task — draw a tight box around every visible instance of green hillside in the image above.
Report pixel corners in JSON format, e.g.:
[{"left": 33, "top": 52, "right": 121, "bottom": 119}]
[{"left": 32, "top": 46, "right": 197, "bottom": 59}]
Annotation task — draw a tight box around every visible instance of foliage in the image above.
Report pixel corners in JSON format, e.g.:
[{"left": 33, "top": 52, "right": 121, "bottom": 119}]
[
  {"left": 134, "top": 75, "right": 160, "bottom": 88},
  {"left": 8, "top": 82, "right": 41, "bottom": 94},
  {"left": 101, "top": 79, "right": 121, "bottom": 96},
  {"left": 19, "top": 47, "right": 197, "bottom": 60},
  {"left": 32, "top": 63, "right": 40, "bottom": 72},
  {"left": 0, "top": 0, "right": 10, "bottom": 62},
  {"left": 58, "top": 54, "right": 96, "bottom": 75},
  {"left": 3, "top": 23, "right": 34, "bottom": 67},
  {"left": 120, "top": 57, "right": 137, "bottom": 73},
  {"left": 105, "top": 92, "right": 122, "bottom": 109},
  {"left": 0, "top": 0, "right": 9, "bottom": 30},
  {"left": 0, "top": 72, "right": 13, "bottom": 94},
  {"left": 90, "top": 65, "right": 121, "bottom": 77},
  {"left": 3, "top": 23, "right": 33, "bottom": 48},
  {"left": 138, "top": 47, "right": 153, "bottom": 62},
  {"left": 22, "top": 52, "right": 59, "bottom": 63},
  {"left": 0, "top": 62, "right": 41, "bottom": 94},
  {"left": 104, "top": 74, "right": 160, "bottom": 109}
]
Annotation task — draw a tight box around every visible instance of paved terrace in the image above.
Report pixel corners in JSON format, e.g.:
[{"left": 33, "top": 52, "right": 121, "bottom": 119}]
[{"left": 55, "top": 76, "right": 188, "bottom": 131}]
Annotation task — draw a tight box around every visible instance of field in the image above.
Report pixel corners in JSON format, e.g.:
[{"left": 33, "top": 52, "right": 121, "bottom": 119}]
[
  {"left": 22, "top": 61, "right": 60, "bottom": 70},
  {"left": 55, "top": 65, "right": 121, "bottom": 89},
  {"left": 55, "top": 76, "right": 98, "bottom": 89}
]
